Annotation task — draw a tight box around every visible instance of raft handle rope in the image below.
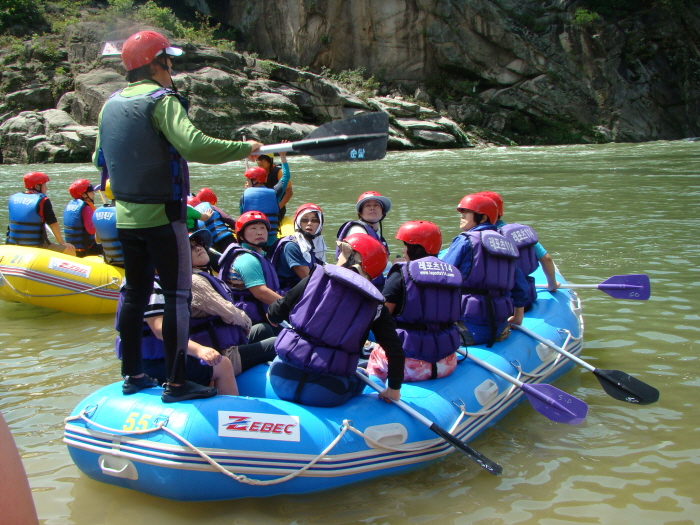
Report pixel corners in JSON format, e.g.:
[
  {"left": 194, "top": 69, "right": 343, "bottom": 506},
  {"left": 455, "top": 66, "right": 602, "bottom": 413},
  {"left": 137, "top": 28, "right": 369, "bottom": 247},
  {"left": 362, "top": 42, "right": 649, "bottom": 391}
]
[
  {"left": 65, "top": 404, "right": 469, "bottom": 486},
  {"left": 453, "top": 379, "right": 521, "bottom": 418},
  {"left": 0, "top": 269, "right": 120, "bottom": 298}
]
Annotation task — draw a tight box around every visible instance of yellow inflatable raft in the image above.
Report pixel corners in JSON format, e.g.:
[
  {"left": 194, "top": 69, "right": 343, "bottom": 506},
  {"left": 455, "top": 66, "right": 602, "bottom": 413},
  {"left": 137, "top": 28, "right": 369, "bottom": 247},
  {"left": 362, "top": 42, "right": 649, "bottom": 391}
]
[
  {"left": 0, "top": 246, "right": 123, "bottom": 314},
  {"left": 278, "top": 216, "right": 294, "bottom": 237}
]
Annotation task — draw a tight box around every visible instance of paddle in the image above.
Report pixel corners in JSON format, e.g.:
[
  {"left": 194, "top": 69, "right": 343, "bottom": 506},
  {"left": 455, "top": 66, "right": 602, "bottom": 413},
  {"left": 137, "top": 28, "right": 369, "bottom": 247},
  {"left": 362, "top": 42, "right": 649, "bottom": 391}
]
[
  {"left": 256, "top": 112, "right": 389, "bottom": 162},
  {"left": 456, "top": 349, "right": 587, "bottom": 424},
  {"left": 537, "top": 274, "right": 651, "bottom": 301},
  {"left": 512, "top": 324, "right": 660, "bottom": 405},
  {"left": 354, "top": 370, "right": 502, "bottom": 475}
]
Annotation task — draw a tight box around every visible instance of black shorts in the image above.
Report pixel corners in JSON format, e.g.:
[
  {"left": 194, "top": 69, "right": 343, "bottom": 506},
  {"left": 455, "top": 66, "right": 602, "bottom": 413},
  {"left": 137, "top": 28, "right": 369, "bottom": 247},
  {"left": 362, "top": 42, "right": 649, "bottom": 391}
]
[{"left": 142, "top": 355, "right": 214, "bottom": 387}]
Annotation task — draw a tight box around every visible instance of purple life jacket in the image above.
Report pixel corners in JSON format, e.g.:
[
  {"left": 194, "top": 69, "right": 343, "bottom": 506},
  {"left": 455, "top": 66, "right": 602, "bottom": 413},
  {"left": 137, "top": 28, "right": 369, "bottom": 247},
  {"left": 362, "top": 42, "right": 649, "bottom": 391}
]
[
  {"left": 275, "top": 264, "right": 385, "bottom": 376},
  {"left": 114, "top": 274, "right": 247, "bottom": 360},
  {"left": 391, "top": 257, "right": 462, "bottom": 363},
  {"left": 500, "top": 223, "right": 539, "bottom": 305},
  {"left": 335, "top": 220, "right": 389, "bottom": 290},
  {"left": 217, "top": 243, "right": 280, "bottom": 324},
  {"left": 460, "top": 230, "right": 519, "bottom": 342},
  {"left": 265, "top": 235, "right": 315, "bottom": 295}
]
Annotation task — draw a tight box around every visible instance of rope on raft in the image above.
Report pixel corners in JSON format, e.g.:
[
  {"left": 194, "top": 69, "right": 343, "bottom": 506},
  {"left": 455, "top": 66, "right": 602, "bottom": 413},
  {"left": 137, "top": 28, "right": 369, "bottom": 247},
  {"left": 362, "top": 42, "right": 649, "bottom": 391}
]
[
  {"left": 0, "top": 269, "right": 120, "bottom": 298},
  {"left": 64, "top": 404, "right": 471, "bottom": 486}
]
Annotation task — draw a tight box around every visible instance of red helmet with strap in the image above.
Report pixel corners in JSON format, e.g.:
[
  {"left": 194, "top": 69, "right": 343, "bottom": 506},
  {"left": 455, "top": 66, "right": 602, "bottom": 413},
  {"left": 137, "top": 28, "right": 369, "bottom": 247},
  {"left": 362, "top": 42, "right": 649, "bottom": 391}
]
[
  {"left": 342, "top": 233, "right": 388, "bottom": 280},
  {"left": 23, "top": 171, "right": 49, "bottom": 189},
  {"left": 293, "top": 203, "right": 323, "bottom": 224},
  {"left": 121, "top": 30, "right": 183, "bottom": 71},
  {"left": 395, "top": 221, "right": 443, "bottom": 255},
  {"left": 187, "top": 195, "right": 201, "bottom": 207},
  {"left": 196, "top": 187, "right": 217, "bottom": 205},
  {"left": 235, "top": 211, "right": 270, "bottom": 236},
  {"left": 476, "top": 191, "right": 504, "bottom": 218},
  {"left": 356, "top": 191, "right": 392, "bottom": 214},
  {"left": 68, "top": 179, "right": 94, "bottom": 199},
  {"left": 244, "top": 167, "right": 268, "bottom": 184},
  {"left": 456, "top": 194, "right": 498, "bottom": 225}
]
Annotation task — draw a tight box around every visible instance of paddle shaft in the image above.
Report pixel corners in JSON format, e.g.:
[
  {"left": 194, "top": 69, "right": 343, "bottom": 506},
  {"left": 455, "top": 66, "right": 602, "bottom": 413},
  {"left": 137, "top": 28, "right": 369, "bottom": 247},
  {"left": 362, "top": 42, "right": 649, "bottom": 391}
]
[
  {"left": 258, "top": 133, "right": 387, "bottom": 155},
  {"left": 456, "top": 348, "right": 585, "bottom": 421},
  {"left": 513, "top": 324, "right": 594, "bottom": 372},
  {"left": 536, "top": 284, "right": 643, "bottom": 290},
  {"left": 456, "top": 349, "right": 524, "bottom": 388},
  {"left": 354, "top": 371, "right": 502, "bottom": 475}
]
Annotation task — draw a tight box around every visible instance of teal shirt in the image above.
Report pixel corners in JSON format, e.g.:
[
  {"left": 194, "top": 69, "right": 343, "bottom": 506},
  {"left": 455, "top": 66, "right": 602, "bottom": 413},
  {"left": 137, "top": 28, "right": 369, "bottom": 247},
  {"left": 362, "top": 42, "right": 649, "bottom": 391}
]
[{"left": 227, "top": 252, "right": 266, "bottom": 289}]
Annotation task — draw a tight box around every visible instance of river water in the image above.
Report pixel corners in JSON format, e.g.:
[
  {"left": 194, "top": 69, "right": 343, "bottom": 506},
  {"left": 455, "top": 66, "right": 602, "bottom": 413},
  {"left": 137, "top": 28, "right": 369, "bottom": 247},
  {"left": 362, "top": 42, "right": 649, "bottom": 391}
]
[{"left": 1, "top": 141, "right": 698, "bottom": 524}]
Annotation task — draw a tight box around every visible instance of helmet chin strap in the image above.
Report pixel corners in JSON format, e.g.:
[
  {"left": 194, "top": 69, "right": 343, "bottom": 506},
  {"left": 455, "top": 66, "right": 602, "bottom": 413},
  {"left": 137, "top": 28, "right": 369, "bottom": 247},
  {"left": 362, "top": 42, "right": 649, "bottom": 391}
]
[
  {"left": 241, "top": 239, "right": 267, "bottom": 249},
  {"left": 359, "top": 214, "right": 384, "bottom": 225}
]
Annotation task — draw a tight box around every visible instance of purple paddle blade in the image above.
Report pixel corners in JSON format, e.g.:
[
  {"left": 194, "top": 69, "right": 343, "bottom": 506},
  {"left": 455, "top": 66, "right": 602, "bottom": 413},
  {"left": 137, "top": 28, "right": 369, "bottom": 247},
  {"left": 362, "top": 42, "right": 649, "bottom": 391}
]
[
  {"left": 521, "top": 383, "right": 588, "bottom": 424},
  {"left": 598, "top": 274, "right": 651, "bottom": 300}
]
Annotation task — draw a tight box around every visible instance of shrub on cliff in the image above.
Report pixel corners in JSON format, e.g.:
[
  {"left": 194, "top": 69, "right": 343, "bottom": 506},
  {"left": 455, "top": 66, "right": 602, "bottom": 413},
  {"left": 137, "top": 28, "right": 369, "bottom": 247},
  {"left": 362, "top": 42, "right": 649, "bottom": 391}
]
[{"left": 0, "top": 0, "right": 47, "bottom": 35}]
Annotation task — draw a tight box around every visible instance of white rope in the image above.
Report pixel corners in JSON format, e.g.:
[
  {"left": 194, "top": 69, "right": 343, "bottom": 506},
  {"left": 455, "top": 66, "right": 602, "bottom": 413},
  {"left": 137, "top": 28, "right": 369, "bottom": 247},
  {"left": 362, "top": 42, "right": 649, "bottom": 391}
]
[
  {"left": 66, "top": 407, "right": 468, "bottom": 485},
  {"left": 66, "top": 410, "right": 353, "bottom": 485},
  {"left": 0, "top": 269, "right": 119, "bottom": 298}
]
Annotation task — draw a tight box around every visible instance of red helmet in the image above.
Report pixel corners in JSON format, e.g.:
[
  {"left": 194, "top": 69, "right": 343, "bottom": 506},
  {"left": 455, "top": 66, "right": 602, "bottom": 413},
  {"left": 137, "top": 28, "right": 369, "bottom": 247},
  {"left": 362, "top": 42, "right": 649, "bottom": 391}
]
[
  {"left": 395, "top": 221, "right": 442, "bottom": 255},
  {"left": 187, "top": 195, "right": 201, "bottom": 207},
  {"left": 476, "top": 191, "right": 504, "bottom": 218},
  {"left": 23, "top": 171, "right": 49, "bottom": 189},
  {"left": 293, "top": 203, "right": 323, "bottom": 224},
  {"left": 356, "top": 191, "right": 391, "bottom": 214},
  {"left": 244, "top": 167, "right": 268, "bottom": 184},
  {"left": 68, "top": 179, "right": 94, "bottom": 199},
  {"left": 196, "top": 187, "right": 217, "bottom": 205},
  {"left": 121, "top": 30, "right": 183, "bottom": 71},
  {"left": 342, "top": 233, "right": 388, "bottom": 280},
  {"left": 235, "top": 211, "right": 270, "bottom": 236},
  {"left": 457, "top": 194, "right": 498, "bottom": 225}
]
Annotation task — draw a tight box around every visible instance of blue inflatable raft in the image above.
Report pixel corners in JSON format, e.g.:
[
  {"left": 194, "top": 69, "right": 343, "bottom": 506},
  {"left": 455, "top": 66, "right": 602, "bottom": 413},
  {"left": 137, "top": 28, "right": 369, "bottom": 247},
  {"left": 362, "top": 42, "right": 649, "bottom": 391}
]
[{"left": 64, "top": 266, "right": 584, "bottom": 501}]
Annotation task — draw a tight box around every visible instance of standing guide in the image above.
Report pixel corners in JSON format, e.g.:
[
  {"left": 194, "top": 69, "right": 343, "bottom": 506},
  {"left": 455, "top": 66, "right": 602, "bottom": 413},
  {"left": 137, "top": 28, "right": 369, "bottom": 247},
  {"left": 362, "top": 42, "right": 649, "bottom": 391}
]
[{"left": 92, "top": 30, "right": 262, "bottom": 403}]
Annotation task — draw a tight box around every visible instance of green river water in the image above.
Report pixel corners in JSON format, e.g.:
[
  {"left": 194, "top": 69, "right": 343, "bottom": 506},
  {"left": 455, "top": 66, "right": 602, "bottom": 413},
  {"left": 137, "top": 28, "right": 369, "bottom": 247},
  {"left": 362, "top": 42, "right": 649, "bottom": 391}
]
[{"left": 0, "top": 141, "right": 698, "bottom": 524}]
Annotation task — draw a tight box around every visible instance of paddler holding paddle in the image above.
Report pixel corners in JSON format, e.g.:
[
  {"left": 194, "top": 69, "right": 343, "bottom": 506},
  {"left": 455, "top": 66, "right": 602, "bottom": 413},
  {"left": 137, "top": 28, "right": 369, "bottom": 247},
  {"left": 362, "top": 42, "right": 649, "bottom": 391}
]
[
  {"left": 92, "top": 30, "right": 262, "bottom": 402},
  {"left": 478, "top": 191, "right": 560, "bottom": 308},
  {"left": 440, "top": 193, "right": 530, "bottom": 347}
]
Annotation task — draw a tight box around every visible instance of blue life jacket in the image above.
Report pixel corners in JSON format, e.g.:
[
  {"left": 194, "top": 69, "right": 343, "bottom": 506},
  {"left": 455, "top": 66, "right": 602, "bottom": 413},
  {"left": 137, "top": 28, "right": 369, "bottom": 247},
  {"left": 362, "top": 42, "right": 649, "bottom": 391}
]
[
  {"left": 6, "top": 192, "right": 46, "bottom": 246},
  {"left": 335, "top": 220, "right": 389, "bottom": 290},
  {"left": 63, "top": 199, "right": 95, "bottom": 251},
  {"left": 240, "top": 187, "right": 279, "bottom": 244},
  {"left": 98, "top": 87, "right": 190, "bottom": 219},
  {"left": 391, "top": 257, "right": 462, "bottom": 363},
  {"left": 455, "top": 229, "right": 519, "bottom": 346},
  {"left": 114, "top": 274, "right": 247, "bottom": 360},
  {"left": 275, "top": 264, "right": 385, "bottom": 376},
  {"left": 500, "top": 223, "right": 539, "bottom": 306},
  {"left": 93, "top": 204, "right": 123, "bottom": 266},
  {"left": 195, "top": 201, "right": 233, "bottom": 244},
  {"left": 265, "top": 236, "right": 316, "bottom": 295},
  {"left": 217, "top": 243, "right": 280, "bottom": 324}
]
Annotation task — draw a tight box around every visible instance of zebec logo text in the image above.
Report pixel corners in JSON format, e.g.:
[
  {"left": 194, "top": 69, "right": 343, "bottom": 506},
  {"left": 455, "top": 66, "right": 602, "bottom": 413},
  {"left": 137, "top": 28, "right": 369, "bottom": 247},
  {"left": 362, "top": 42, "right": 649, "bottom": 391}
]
[{"left": 217, "top": 411, "right": 300, "bottom": 442}]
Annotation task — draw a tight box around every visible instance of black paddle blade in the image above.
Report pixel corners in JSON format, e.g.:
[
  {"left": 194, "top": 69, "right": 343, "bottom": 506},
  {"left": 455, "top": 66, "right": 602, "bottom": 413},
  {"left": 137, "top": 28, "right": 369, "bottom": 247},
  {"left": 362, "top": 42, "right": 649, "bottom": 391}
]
[
  {"left": 298, "top": 112, "right": 389, "bottom": 162},
  {"left": 594, "top": 369, "right": 660, "bottom": 405},
  {"left": 429, "top": 423, "right": 503, "bottom": 475}
]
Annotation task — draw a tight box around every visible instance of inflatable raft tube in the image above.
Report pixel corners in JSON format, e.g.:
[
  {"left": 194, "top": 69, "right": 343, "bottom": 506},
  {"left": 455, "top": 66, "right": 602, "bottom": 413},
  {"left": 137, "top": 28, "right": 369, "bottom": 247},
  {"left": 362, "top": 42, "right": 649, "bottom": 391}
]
[
  {"left": 64, "top": 267, "right": 584, "bottom": 500},
  {"left": 0, "top": 245, "right": 123, "bottom": 314}
]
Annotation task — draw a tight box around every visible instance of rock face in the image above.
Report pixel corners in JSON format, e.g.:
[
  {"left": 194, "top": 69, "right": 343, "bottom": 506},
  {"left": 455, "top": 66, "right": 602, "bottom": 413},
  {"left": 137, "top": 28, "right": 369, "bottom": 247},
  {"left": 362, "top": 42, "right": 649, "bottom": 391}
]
[
  {"left": 0, "top": 25, "right": 471, "bottom": 163},
  {"left": 0, "top": 109, "right": 97, "bottom": 163},
  {"left": 222, "top": 0, "right": 700, "bottom": 143}
]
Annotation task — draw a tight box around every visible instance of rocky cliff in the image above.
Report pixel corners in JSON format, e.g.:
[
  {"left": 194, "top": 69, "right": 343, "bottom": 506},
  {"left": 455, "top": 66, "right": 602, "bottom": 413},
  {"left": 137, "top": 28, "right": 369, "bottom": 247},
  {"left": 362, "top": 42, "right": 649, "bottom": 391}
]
[
  {"left": 0, "top": 0, "right": 698, "bottom": 164},
  {"left": 0, "top": 15, "right": 472, "bottom": 164},
  {"left": 221, "top": 0, "right": 700, "bottom": 143}
]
